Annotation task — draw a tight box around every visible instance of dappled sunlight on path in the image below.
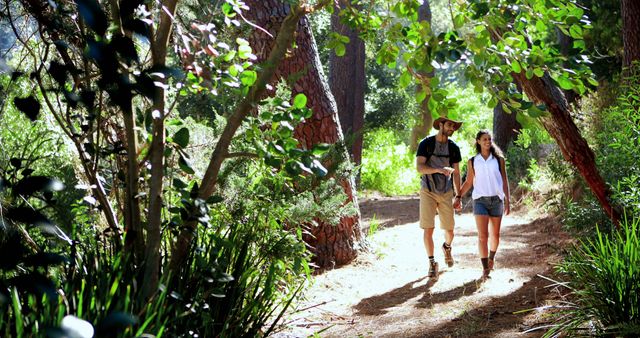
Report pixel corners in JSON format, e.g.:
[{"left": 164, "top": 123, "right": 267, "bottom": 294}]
[{"left": 275, "top": 197, "right": 571, "bottom": 338}]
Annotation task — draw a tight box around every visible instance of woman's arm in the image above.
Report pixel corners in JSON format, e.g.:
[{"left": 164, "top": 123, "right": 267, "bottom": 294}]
[
  {"left": 500, "top": 157, "right": 510, "bottom": 215},
  {"left": 459, "top": 159, "right": 475, "bottom": 197}
]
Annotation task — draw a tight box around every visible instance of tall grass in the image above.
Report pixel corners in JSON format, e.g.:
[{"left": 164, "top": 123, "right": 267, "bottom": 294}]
[{"left": 545, "top": 216, "right": 640, "bottom": 337}]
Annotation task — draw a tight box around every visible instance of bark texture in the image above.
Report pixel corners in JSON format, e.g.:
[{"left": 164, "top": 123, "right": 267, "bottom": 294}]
[
  {"left": 512, "top": 72, "right": 620, "bottom": 224},
  {"left": 409, "top": 0, "right": 434, "bottom": 152},
  {"left": 329, "top": 3, "right": 365, "bottom": 168},
  {"left": 245, "top": 0, "right": 363, "bottom": 268},
  {"left": 622, "top": 0, "right": 640, "bottom": 70}
]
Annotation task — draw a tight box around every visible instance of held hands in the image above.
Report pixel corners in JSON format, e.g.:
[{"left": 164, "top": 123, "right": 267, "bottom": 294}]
[{"left": 453, "top": 196, "right": 462, "bottom": 211}]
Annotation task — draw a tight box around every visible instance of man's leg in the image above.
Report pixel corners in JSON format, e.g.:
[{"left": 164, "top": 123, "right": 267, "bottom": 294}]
[
  {"left": 420, "top": 189, "right": 438, "bottom": 277},
  {"left": 423, "top": 228, "right": 435, "bottom": 256},
  {"left": 438, "top": 190, "right": 456, "bottom": 267}
]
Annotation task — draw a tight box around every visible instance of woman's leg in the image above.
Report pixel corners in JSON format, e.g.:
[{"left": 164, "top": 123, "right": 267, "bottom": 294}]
[
  {"left": 488, "top": 216, "right": 503, "bottom": 269},
  {"left": 475, "top": 215, "right": 490, "bottom": 257},
  {"left": 476, "top": 215, "right": 490, "bottom": 278}
]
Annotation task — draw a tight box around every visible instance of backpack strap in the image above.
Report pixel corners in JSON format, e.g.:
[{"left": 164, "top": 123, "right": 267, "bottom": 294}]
[
  {"left": 424, "top": 136, "right": 436, "bottom": 162},
  {"left": 421, "top": 136, "right": 436, "bottom": 192},
  {"left": 470, "top": 154, "right": 503, "bottom": 175}
]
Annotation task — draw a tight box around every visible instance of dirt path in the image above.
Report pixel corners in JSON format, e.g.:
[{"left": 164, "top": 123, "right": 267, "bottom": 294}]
[{"left": 275, "top": 195, "right": 572, "bottom": 338}]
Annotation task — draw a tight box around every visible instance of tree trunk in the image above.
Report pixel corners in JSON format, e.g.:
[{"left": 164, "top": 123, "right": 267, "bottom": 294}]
[
  {"left": 245, "top": 0, "right": 363, "bottom": 268},
  {"left": 409, "top": 0, "right": 434, "bottom": 152},
  {"left": 492, "top": 102, "right": 521, "bottom": 153},
  {"left": 141, "top": 0, "right": 179, "bottom": 301},
  {"left": 622, "top": 0, "right": 640, "bottom": 70},
  {"left": 329, "top": 2, "right": 365, "bottom": 170},
  {"left": 512, "top": 71, "right": 621, "bottom": 225}
]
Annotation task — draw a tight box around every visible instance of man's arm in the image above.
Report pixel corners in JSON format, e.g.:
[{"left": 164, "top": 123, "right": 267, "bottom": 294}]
[
  {"left": 416, "top": 156, "right": 450, "bottom": 175},
  {"left": 452, "top": 161, "right": 462, "bottom": 195}
]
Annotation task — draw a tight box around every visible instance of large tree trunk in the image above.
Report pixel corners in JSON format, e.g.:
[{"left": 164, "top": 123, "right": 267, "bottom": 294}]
[
  {"left": 329, "top": 2, "right": 365, "bottom": 171},
  {"left": 245, "top": 1, "right": 363, "bottom": 268},
  {"left": 512, "top": 72, "right": 621, "bottom": 224},
  {"left": 622, "top": 0, "right": 640, "bottom": 70},
  {"left": 409, "top": 0, "right": 434, "bottom": 152},
  {"left": 492, "top": 102, "right": 521, "bottom": 153}
]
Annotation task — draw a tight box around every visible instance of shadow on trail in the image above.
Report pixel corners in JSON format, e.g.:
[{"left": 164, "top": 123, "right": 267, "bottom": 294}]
[
  {"left": 353, "top": 272, "right": 486, "bottom": 315},
  {"left": 417, "top": 278, "right": 483, "bottom": 309},
  {"left": 353, "top": 275, "right": 434, "bottom": 315},
  {"left": 405, "top": 271, "right": 557, "bottom": 338},
  {"left": 360, "top": 197, "right": 419, "bottom": 229}
]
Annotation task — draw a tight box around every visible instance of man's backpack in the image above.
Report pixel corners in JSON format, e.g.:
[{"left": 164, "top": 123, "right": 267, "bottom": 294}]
[
  {"left": 420, "top": 136, "right": 460, "bottom": 192},
  {"left": 422, "top": 136, "right": 458, "bottom": 166}
]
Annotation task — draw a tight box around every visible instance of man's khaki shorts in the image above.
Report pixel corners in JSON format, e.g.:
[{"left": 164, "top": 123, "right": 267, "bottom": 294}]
[{"left": 419, "top": 189, "right": 455, "bottom": 230}]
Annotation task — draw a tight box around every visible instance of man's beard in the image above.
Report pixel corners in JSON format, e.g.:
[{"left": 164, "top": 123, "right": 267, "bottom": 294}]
[{"left": 444, "top": 129, "right": 454, "bottom": 136}]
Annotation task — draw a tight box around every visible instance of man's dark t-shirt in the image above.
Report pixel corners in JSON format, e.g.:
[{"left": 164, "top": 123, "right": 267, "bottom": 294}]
[{"left": 416, "top": 136, "right": 461, "bottom": 193}]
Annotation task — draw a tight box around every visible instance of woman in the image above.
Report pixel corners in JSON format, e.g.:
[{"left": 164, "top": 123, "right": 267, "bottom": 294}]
[{"left": 457, "top": 130, "right": 510, "bottom": 279}]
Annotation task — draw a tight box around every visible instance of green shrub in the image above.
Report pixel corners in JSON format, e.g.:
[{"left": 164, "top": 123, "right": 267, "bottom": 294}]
[
  {"left": 360, "top": 129, "right": 417, "bottom": 196},
  {"left": 546, "top": 217, "right": 640, "bottom": 337}
]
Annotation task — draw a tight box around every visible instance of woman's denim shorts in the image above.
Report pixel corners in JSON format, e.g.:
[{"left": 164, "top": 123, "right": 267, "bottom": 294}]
[{"left": 473, "top": 196, "right": 504, "bottom": 217}]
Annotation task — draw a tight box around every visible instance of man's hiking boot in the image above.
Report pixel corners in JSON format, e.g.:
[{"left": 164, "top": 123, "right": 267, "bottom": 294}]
[
  {"left": 428, "top": 261, "right": 439, "bottom": 279},
  {"left": 488, "top": 258, "right": 495, "bottom": 270},
  {"left": 442, "top": 243, "right": 454, "bottom": 267}
]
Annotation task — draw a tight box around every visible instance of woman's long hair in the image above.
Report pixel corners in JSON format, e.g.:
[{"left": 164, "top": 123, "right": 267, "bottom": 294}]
[{"left": 474, "top": 129, "right": 504, "bottom": 159}]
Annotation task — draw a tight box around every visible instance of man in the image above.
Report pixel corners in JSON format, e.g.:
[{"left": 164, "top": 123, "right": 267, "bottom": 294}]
[{"left": 415, "top": 116, "right": 463, "bottom": 279}]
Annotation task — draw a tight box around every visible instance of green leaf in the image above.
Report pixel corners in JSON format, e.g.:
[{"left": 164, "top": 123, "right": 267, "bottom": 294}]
[
  {"left": 178, "top": 154, "right": 195, "bottom": 174},
  {"left": 556, "top": 75, "right": 574, "bottom": 90},
  {"left": 511, "top": 60, "right": 522, "bottom": 73},
  {"left": 525, "top": 68, "right": 534, "bottom": 80},
  {"left": 416, "top": 88, "right": 427, "bottom": 103},
  {"left": 173, "top": 178, "right": 188, "bottom": 189},
  {"left": 535, "top": 20, "right": 546, "bottom": 31},
  {"left": 587, "top": 77, "right": 599, "bottom": 87},
  {"left": 173, "top": 128, "right": 190, "bottom": 148},
  {"left": 293, "top": 93, "right": 307, "bottom": 109},
  {"left": 427, "top": 96, "right": 437, "bottom": 112},
  {"left": 335, "top": 43, "right": 346, "bottom": 57},
  {"left": 533, "top": 68, "right": 545, "bottom": 77},
  {"left": 569, "top": 24, "right": 583, "bottom": 39},
  {"left": 573, "top": 40, "right": 586, "bottom": 50},
  {"left": 453, "top": 14, "right": 465, "bottom": 29},
  {"left": 399, "top": 71, "right": 412, "bottom": 88},
  {"left": 264, "top": 154, "right": 282, "bottom": 169},
  {"left": 487, "top": 97, "right": 498, "bottom": 109},
  {"left": 240, "top": 70, "right": 257, "bottom": 86},
  {"left": 312, "top": 143, "right": 331, "bottom": 155},
  {"left": 221, "top": 3, "right": 234, "bottom": 16}
]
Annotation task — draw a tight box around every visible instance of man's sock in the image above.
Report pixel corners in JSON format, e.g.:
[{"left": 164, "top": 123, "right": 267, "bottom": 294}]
[
  {"left": 443, "top": 242, "right": 451, "bottom": 249},
  {"left": 489, "top": 250, "right": 496, "bottom": 260},
  {"left": 481, "top": 257, "right": 489, "bottom": 270},
  {"left": 429, "top": 256, "right": 435, "bottom": 264}
]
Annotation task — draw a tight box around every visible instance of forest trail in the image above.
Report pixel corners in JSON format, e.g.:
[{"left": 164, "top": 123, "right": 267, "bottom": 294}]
[{"left": 275, "top": 195, "right": 573, "bottom": 338}]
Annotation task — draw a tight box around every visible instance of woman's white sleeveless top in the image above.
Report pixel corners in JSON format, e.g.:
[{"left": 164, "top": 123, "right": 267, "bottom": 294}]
[{"left": 472, "top": 153, "right": 504, "bottom": 200}]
